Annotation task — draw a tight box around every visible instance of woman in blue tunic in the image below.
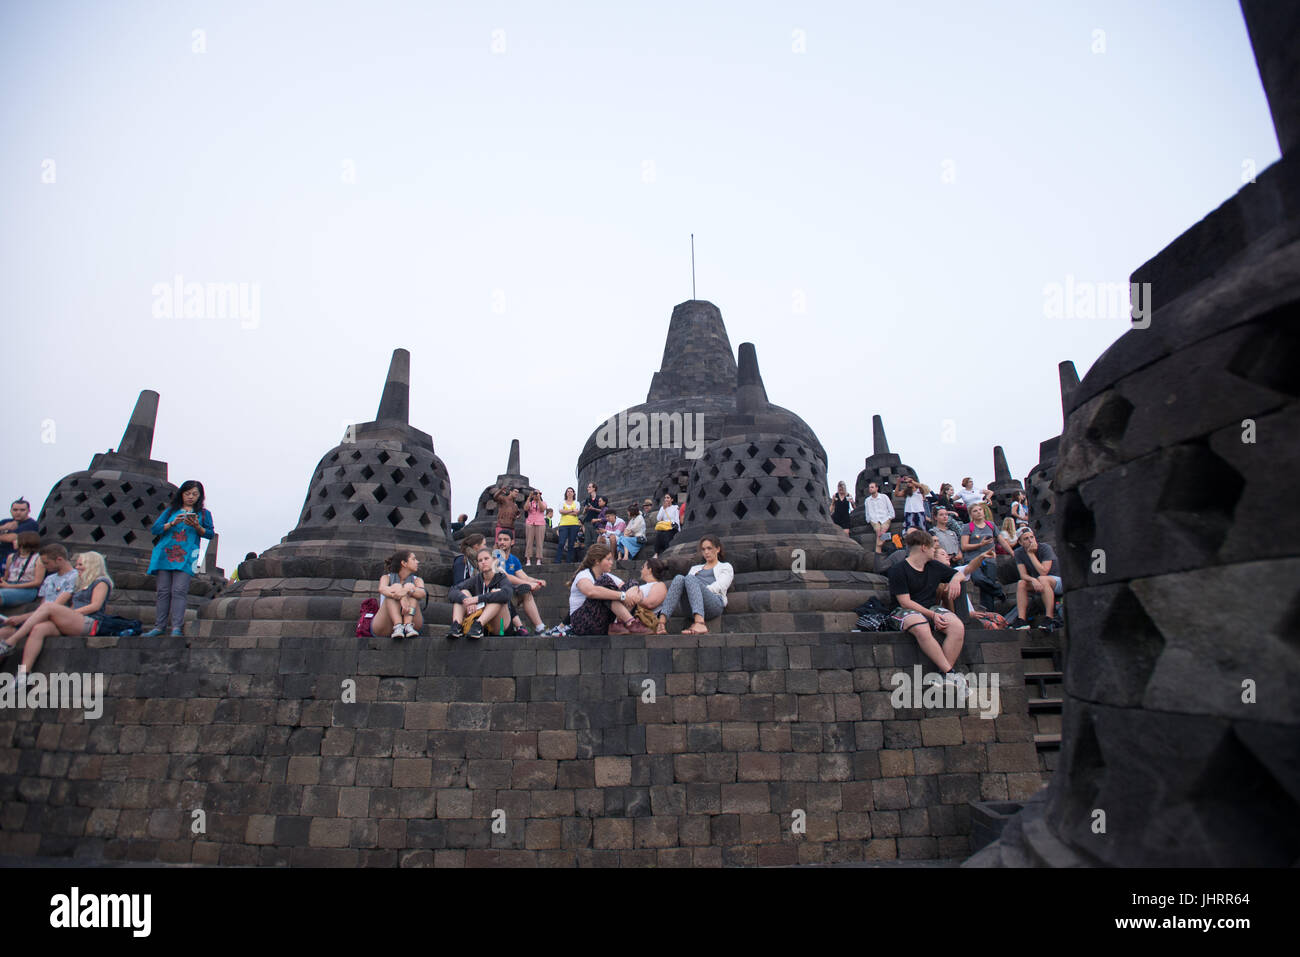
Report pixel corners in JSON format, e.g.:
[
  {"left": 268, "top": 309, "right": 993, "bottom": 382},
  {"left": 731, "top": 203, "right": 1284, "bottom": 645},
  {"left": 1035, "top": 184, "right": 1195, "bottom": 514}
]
[{"left": 143, "top": 480, "right": 215, "bottom": 637}]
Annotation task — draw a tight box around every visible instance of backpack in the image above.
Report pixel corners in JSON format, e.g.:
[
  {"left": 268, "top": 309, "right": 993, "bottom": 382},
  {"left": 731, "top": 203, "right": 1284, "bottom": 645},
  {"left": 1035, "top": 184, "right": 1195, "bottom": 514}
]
[
  {"left": 853, "top": 597, "right": 891, "bottom": 632},
  {"left": 94, "top": 615, "right": 142, "bottom": 637},
  {"left": 971, "top": 610, "right": 1008, "bottom": 630},
  {"left": 355, "top": 598, "right": 378, "bottom": 637}
]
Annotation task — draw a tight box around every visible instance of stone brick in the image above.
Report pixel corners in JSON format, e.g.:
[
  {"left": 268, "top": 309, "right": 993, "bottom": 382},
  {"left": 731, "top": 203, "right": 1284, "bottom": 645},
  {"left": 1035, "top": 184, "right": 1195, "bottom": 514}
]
[
  {"left": 737, "top": 752, "right": 781, "bottom": 782},
  {"left": 595, "top": 756, "right": 632, "bottom": 787},
  {"left": 309, "top": 818, "right": 351, "bottom": 848},
  {"left": 759, "top": 723, "right": 791, "bottom": 751},
  {"left": 1006, "top": 772, "right": 1043, "bottom": 800},
  {"left": 481, "top": 678, "right": 516, "bottom": 702},
  {"left": 392, "top": 759, "right": 432, "bottom": 788},
  {"left": 512, "top": 760, "right": 558, "bottom": 790},
  {"left": 739, "top": 813, "right": 780, "bottom": 845},
  {"left": 920, "top": 717, "right": 964, "bottom": 747},
  {"left": 436, "top": 789, "right": 473, "bottom": 819},
  {"left": 634, "top": 816, "right": 678, "bottom": 848},
  {"left": 645, "top": 725, "right": 687, "bottom": 754},
  {"left": 721, "top": 722, "right": 760, "bottom": 751},
  {"left": 286, "top": 756, "right": 321, "bottom": 785},
  {"left": 525, "top": 819, "right": 562, "bottom": 850},
  {"left": 537, "top": 730, "right": 577, "bottom": 760},
  {"left": 404, "top": 702, "right": 448, "bottom": 731},
  {"left": 530, "top": 791, "right": 575, "bottom": 818},
  {"left": 872, "top": 778, "right": 909, "bottom": 810},
  {"left": 593, "top": 818, "right": 633, "bottom": 850},
  {"left": 987, "top": 742, "right": 1039, "bottom": 773},
  {"left": 721, "top": 782, "right": 770, "bottom": 814},
  {"left": 879, "top": 750, "right": 915, "bottom": 777}
]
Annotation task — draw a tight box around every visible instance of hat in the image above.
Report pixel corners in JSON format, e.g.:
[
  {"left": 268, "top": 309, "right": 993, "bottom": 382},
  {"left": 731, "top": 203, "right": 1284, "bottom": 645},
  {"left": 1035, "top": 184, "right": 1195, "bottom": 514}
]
[{"left": 1017, "top": 526, "right": 1034, "bottom": 541}]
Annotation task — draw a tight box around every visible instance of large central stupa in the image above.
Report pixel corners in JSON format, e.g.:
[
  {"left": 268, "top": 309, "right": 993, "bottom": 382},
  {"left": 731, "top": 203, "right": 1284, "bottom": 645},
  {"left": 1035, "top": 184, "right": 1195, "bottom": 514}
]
[{"left": 576, "top": 300, "right": 823, "bottom": 508}]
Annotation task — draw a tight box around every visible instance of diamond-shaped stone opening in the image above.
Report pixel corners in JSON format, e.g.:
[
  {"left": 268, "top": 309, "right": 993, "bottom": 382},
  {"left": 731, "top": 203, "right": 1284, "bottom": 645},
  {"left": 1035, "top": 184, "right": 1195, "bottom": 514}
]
[
  {"left": 721, "top": 449, "right": 733, "bottom": 461},
  {"left": 777, "top": 477, "right": 794, "bottom": 494},
  {"left": 377, "top": 450, "right": 391, "bottom": 464},
  {"left": 709, "top": 465, "right": 720, "bottom": 478},
  {"left": 302, "top": 508, "right": 312, "bottom": 523},
  {"left": 318, "top": 487, "right": 328, "bottom": 499},
  {"left": 796, "top": 501, "right": 808, "bottom": 515},
  {"left": 373, "top": 486, "right": 389, "bottom": 503},
  {"left": 103, "top": 492, "right": 116, "bottom": 507},
  {"left": 386, "top": 508, "right": 402, "bottom": 527},
  {"left": 335, "top": 467, "right": 346, "bottom": 479},
  {"left": 131, "top": 498, "right": 143, "bottom": 510},
  {"left": 90, "top": 526, "right": 105, "bottom": 541},
  {"left": 123, "top": 530, "right": 136, "bottom": 544},
  {"left": 110, "top": 511, "right": 124, "bottom": 524},
  {"left": 58, "top": 524, "right": 73, "bottom": 539},
  {"left": 139, "top": 516, "right": 152, "bottom": 527},
  {"left": 360, "top": 465, "right": 375, "bottom": 480},
  {"left": 774, "top": 443, "right": 786, "bottom": 456},
  {"left": 429, "top": 496, "right": 440, "bottom": 508},
  {"left": 760, "top": 459, "right": 775, "bottom": 475},
  {"left": 390, "top": 469, "right": 405, "bottom": 484},
  {"left": 92, "top": 480, "right": 105, "bottom": 489},
  {"left": 440, "top": 482, "right": 449, "bottom": 495},
  {"left": 329, "top": 452, "right": 340, "bottom": 463},
  {"left": 81, "top": 508, "right": 94, "bottom": 521},
  {"left": 746, "top": 444, "right": 759, "bottom": 458},
  {"left": 341, "top": 482, "right": 357, "bottom": 499},
  {"left": 1225, "top": 305, "right": 1300, "bottom": 397},
  {"left": 145, "top": 486, "right": 156, "bottom": 495},
  {"left": 404, "top": 489, "right": 417, "bottom": 504},
  {"left": 705, "top": 505, "right": 717, "bottom": 519},
  {"left": 796, "top": 446, "right": 806, "bottom": 457},
  {"left": 352, "top": 505, "right": 369, "bottom": 523},
  {"left": 748, "top": 479, "right": 762, "bottom": 496},
  {"left": 718, "top": 482, "right": 733, "bottom": 498},
  {"left": 120, "top": 482, "right": 133, "bottom": 493},
  {"left": 805, "top": 482, "right": 815, "bottom": 495},
  {"left": 322, "top": 505, "right": 336, "bottom": 521},
  {"left": 733, "top": 462, "right": 745, "bottom": 478},
  {"left": 766, "top": 500, "right": 780, "bottom": 517},
  {"left": 733, "top": 502, "right": 748, "bottom": 520},
  {"left": 74, "top": 492, "right": 88, "bottom": 504},
  {"left": 419, "top": 512, "right": 432, "bottom": 527},
  {"left": 419, "top": 473, "right": 431, "bottom": 487},
  {"left": 350, "top": 450, "right": 363, "bottom": 461}
]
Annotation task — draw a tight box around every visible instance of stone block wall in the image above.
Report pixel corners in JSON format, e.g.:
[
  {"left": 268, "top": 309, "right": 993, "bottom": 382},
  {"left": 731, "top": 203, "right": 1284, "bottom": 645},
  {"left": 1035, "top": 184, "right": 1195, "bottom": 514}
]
[{"left": 0, "top": 630, "right": 1042, "bottom": 866}]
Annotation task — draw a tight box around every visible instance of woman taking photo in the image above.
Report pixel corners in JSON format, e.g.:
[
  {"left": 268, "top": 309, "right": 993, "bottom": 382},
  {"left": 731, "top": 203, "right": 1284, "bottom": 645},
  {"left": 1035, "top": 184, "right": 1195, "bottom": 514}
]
[
  {"left": 655, "top": 536, "right": 733, "bottom": 635},
  {"left": 555, "top": 488, "right": 582, "bottom": 563},
  {"left": 523, "top": 490, "right": 548, "bottom": 567},
  {"left": 142, "top": 480, "right": 215, "bottom": 637}
]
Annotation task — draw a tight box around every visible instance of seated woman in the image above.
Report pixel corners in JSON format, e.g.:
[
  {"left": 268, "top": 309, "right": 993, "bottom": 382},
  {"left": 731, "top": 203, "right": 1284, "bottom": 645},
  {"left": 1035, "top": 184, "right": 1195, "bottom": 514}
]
[
  {"left": 0, "top": 545, "right": 78, "bottom": 639},
  {"left": 655, "top": 536, "right": 734, "bottom": 635},
  {"left": 653, "top": 494, "right": 680, "bottom": 556},
  {"left": 370, "top": 550, "right": 426, "bottom": 639},
  {"left": 568, "top": 544, "right": 649, "bottom": 636},
  {"left": 447, "top": 548, "right": 512, "bottom": 639},
  {"left": 602, "top": 509, "right": 625, "bottom": 555},
  {"left": 997, "top": 517, "right": 1019, "bottom": 555},
  {"left": 632, "top": 557, "right": 669, "bottom": 617},
  {"left": 450, "top": 534, "right": 485, "bottom": 588},
  {"left": 0, "top": 531, "right": 45, "bottom": 609},
  {"left": 618, "top": 505, "right": 646, "bottom": 561},
  {"left": 1011, "top": 491, "right": 1029, "bottom": 529},
  {"left": 0, "top": 551, "right": 112, "bottom": 683}
]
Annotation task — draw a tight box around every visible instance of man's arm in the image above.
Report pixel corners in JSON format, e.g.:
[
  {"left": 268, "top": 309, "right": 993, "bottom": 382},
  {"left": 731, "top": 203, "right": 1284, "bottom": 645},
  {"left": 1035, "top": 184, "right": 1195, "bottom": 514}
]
[
  {"left": 1026, "top": 549, "right": 1053, "bottom": 575},
  {"left": 894, "top": 591, "right": 938, "bottom": 623}
]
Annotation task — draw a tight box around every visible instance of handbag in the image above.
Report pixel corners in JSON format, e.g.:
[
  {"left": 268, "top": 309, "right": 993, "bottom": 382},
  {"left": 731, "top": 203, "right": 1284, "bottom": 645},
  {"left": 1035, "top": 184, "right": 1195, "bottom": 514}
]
[
  {"left": 654, "top": 521, "right": 673, "bottom": 532},
  {"left": 460, "top": 607, "right": 483, "bottom": 635},
  {"left": 633, "top": 605, "right": 658, "bottom": 629},
  {"left": 635, "top": 536, "right": 647, "bottom": 544}
]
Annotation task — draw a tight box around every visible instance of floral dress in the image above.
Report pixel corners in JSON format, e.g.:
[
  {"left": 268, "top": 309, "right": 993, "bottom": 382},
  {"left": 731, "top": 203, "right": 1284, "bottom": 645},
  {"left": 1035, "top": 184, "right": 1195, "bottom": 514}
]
[{"left": 148, "top": 508, "right": 216, "bottom": 575}]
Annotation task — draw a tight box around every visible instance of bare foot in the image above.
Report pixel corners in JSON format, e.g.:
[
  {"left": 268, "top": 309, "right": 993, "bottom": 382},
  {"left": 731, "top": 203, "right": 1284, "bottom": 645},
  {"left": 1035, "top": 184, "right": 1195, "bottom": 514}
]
[
  {"left": 655, "top": 619, "right": 667, "bottom": 635},
  {"left": 682, "top": 622, "right": 708, "bottom": 635}
]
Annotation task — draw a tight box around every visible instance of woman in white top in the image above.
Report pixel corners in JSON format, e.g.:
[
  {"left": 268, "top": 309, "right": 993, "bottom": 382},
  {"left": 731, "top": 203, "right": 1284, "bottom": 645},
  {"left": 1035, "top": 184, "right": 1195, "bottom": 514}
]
[
  {"left": 653, "top": 494, "right": 680, "bottom": 556},
  {"left": 1011, "top": 492, "right": 1029, "bottom": 528},
  {"left": 618, "top": 505, "right": 648, "bottom": 561},
  {"left": 634, "top": 556, "right": 669, "bottom": 615},
  {"left": 655, "top": 536, "right": 734, "bottom": 635}
]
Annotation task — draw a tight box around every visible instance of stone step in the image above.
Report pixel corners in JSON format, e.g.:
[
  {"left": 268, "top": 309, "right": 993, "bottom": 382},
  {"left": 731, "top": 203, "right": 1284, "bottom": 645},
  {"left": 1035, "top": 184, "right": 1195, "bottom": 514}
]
[
  {"left": 1035, "top": 714, "right": 1062, "bottom": 735},
  {"left": 1027, "top": 697, "right": 1063, "bottom": 712},
  {"left": 1034, "top": 733, "right": 1062, "bottom": 751}
]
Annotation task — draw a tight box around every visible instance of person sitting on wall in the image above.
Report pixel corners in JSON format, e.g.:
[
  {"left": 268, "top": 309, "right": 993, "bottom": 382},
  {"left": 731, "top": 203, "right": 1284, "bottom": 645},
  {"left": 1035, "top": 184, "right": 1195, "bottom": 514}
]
[
  {"left": 230, "top": 551, "right": 258, "bottom": 584},
  {"left": 863, "top": 481, "right": 895, "bottom": 554},
  {"left": 886, "top": 529, "right": 970, "bottom": 689},
  {"left": 0, "top": 544, "right": 76, "bottom": 637},
  {"left": 831, "top": 481, "right": 853, "bottom": 535},
  {"left": 370, "top": 550, "right": 426, "bottom": 639},
  {"left": 0, "top": 550, "right": 113, "bottom": 685},
  {"left": 1012, "top": 527, "right": 1064, "bottom": 632},
  {"left": 493, "top": 528, "right": 548, "bottom": 636},
  {"left": 1011, "top": 491, "right": 1030, "bottom": 529},
  {"left": 955, "top": 476, "right": 993, "bottom": 516},
  {"left": 601, "top": 507, "right": 625, "bottom": 555},
  {"left": 0, "top": 498, "right": 39, "bottom": 570},
  {"left": 632, "top": 557, "right": 669, "bottom": 618},
  {"left": 618, "top": 505, "right": 646, "bottom": 561},
  {"left": 655, "top": 536, "right": 733, "bottom": 636},
  {"left": 448, "top": 548, "right": 513, "bottom": 640},
  {"left": 893, "top": 476, "right": 931, "bottom": 531},
  {"left": 926, "top": 507, "right": 962, "bottom": 558},
  {"left": 567, "top": 544, "right": 649, "bottom": 636},
  {"left": 451, "top": 533, "right": 486, "bottom": 588},
  {"left": 653, "top": 493, "right": 680, "bottom": 556},
  {"left": 959, "top": 503, "right": 1003, "bottom": 612},
  {"left": 0, "top": 531, "right": 45, "bottom": 608}
]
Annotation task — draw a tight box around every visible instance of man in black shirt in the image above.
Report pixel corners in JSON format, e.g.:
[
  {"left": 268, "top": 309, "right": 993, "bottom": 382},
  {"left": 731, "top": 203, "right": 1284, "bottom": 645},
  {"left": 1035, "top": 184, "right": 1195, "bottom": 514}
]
[{"left": 887, "top": 528, "right": 971, "bottom": 686}]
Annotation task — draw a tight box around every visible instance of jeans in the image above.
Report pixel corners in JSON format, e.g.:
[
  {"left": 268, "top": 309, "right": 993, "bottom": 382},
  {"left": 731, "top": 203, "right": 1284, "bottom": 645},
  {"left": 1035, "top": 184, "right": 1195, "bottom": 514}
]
[
  {"left": 155, "top": 568, "right": 193, "bottom": 632},
  {"left": 0, "top": 588, "right": 39, "bottom": 607},
  {"left": 659, "top": 574, "right": 725, "bottom": 624},
  {"left": 555, "top": 525, "right": 579, "bottom": 563}
]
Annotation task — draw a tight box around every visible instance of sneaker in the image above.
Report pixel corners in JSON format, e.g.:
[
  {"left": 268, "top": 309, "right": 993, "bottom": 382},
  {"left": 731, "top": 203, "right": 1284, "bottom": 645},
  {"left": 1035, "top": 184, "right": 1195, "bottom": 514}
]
[
  {"left": 0, "top": 642, "right": 13, "bottom": 659},
  {"left": 403, "top": 623, "right": 419, "bottom": 638},
  {"left": 467, "top": 620, "right": 484, "bottom": 639},
  {"left": 446, "top": 626, "right": 462, "bottom": 640},
  {"left": 944, "top": 671, "right": 969, "bottom": 693},
  {"left": 391, "top": 625, "right": 406, "bottom": 639},
  {"left": 1013, "top": 619, "right": 1031, "bottom": 630},
  {"left": 514, "top": 625, "right": 531, "bottom": 637},
  {"left": 16, "top": 668, "right": 28, "bottom": 687},
  {"left": 142, "top": 628, "right": 164, "bottom": 637},
  {"left": 923, "top": 672, "right": 943, "bottom": 687},
  {"left": 169, "top": 628, "right": 184, "bottom": 637},
  {"left": 608, "top": 620, "right": 630, "bottom": 635},
  {"left": 1042, "top": 619, "right": 1060, "bottom": 634}
]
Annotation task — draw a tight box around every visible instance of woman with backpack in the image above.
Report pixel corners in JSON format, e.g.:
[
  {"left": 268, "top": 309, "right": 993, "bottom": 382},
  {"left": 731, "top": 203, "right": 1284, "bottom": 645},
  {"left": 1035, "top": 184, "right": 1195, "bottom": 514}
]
[
  {"left": 368, "top": 550, "right": 426, "bottom": 639},
  {"left": 142, "top": 480, "right": 215, "bottom": 637},
  {"left": 0, "top": 531, "right": 45, "bottom": 608}
]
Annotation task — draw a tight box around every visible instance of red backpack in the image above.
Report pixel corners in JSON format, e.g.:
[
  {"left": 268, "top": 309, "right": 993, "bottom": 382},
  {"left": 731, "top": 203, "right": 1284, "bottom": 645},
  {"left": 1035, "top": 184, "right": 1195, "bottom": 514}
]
[{"left": 355, "top": 598, "right": 379, "bottom": 637}]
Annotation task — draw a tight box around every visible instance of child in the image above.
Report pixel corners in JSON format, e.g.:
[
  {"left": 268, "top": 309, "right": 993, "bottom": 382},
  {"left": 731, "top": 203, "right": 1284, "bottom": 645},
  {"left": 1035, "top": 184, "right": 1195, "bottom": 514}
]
[
  {"left": 603, "top": 509, "right": 626, "bottom": 554},
  {"left": 143, "top": 480, "right": 215, "bottom": 637}
]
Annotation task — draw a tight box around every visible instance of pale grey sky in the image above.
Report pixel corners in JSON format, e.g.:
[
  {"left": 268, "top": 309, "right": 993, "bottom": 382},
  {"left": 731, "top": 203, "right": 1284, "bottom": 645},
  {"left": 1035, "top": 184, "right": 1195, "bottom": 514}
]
[{"left": 1, "top": 0, "right": 1279, "bottom": 565}]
